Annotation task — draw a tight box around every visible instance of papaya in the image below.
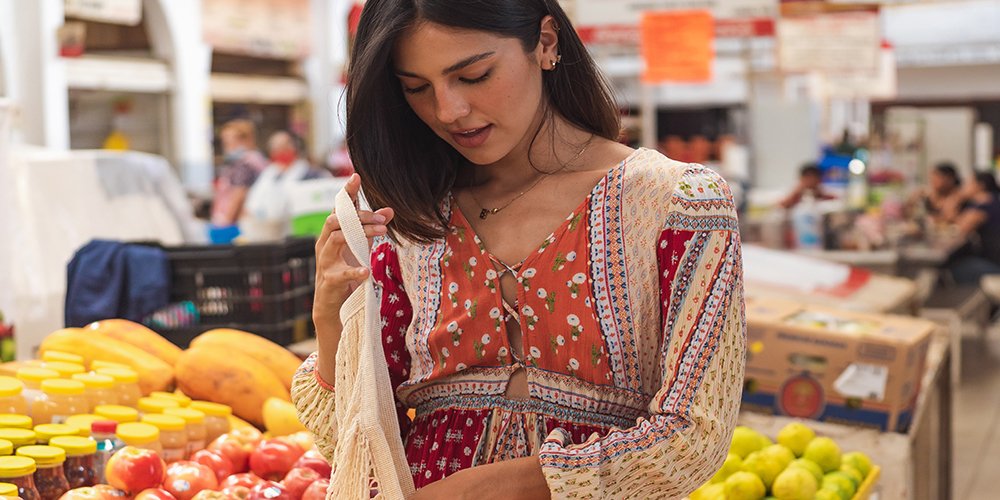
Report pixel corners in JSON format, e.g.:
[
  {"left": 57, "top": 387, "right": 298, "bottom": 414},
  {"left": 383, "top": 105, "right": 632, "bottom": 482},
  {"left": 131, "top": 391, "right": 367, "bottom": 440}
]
[
  {"left": 190, "top": 329, "right": 301, "bottom": 391},
  {"left": 86, "top": 319, "right": 183, "bottom": 365},
  {"left": 39, "top": 328, "right": 173, "bottom": 394},
  {"left": 174, "top": 346, "right": 289, "bottom": 427}
]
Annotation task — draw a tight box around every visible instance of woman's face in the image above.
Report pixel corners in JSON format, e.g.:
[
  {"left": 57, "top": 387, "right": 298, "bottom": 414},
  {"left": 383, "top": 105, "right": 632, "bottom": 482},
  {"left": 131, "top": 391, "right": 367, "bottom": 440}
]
[{"left": 393, "top": 22, "right": 552, "bottom": 166}]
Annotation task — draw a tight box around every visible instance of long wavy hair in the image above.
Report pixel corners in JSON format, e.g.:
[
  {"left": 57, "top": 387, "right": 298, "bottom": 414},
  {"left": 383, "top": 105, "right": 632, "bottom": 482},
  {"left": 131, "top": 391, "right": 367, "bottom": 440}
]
[{"left": 346, "top": 0, "right": 620, "bottom": 243}]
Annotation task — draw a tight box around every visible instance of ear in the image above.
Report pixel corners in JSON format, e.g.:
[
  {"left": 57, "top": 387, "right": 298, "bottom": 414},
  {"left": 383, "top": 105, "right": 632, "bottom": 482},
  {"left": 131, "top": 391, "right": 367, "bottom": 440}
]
[{"left": 537, "top": 15, "right": 560, "bottom": 71}]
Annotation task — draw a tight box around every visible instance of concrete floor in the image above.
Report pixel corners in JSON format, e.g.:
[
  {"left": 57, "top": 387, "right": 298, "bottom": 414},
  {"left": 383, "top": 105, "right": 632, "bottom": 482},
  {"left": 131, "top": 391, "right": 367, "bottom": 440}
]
[{"left": 953, "top": 324, "right": 1000, "bottom": 499}]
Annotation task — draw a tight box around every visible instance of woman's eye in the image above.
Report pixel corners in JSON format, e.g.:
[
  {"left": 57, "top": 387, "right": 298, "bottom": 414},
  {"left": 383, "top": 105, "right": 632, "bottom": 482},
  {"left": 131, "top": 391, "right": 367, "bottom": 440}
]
[
  {"left": 403, "top": 84, "right": 429, "bottom": 95},
  {"left": 460, "top": 71, "right": 491, "bottom": 85}
]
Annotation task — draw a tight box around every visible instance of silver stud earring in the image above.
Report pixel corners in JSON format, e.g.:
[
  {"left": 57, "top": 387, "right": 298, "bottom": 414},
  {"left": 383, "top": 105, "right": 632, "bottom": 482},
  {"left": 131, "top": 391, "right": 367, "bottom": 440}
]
[{"left": 550, "top": 54, "right": 562, "bottom": 69}]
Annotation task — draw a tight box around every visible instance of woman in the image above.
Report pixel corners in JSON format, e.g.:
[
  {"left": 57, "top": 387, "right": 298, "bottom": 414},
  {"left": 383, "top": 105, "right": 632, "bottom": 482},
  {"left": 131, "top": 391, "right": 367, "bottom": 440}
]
[
  {"left": 948, "top": 172, "right": 1000, "bottom": 284},
  {"left": 293, "top": 1, "right": 746, "bottom": 498},
  {"left": 241, "top": 130, "right": 330, "bottom": 241}
]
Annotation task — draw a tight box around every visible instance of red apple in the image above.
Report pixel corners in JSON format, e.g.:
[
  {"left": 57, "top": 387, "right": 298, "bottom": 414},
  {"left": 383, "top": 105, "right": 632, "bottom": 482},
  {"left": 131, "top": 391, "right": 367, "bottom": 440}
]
[
  {"left": 220, "top": 486, "right": 252, "bottom": 500},
  {"left": 221, "top": 473, "right": 265, "bottom": 490},
  {"left": 162, "top": 461, "right": 219, "bottom": 500},
  {"left": 190, "top": 450, "right": 235, "bottom": 482},
  {"left": 92, "top": 485, "right": 131, "bottom": 499},
  {"left": 281, "top": 432, "right": 313, "bottom": 452},
  {"left": 190, "top": 491, "right": 228, "bottom": 500},
  {"left": 249, "top": 439, "right": 305, "bottom": 481},
  {"left": 208, "top": 434, "right": 256, "bottom": 473},
  {"left": 229, "top": 427, "right": 263, "bottom": 447},
  {"left": 135, "top": 488, "right": 178, "bottom": 500},
  {"left": 280, "top": 468, "right": 319, "bottom": 499},
  {"left": 292, "top": 452, "right": 331, "bottom": 478},
  {"left": 300, "top": 479, "right": 327, "bottom": 500},
  {"left": 247, "top": 482, "right": 295, "bottom": 500},
  {"left": 59, "top": 486, "right": 129, "bottom": 500},
  {"left": 105, "top": 446, "right": 167, "bottom": 493}
]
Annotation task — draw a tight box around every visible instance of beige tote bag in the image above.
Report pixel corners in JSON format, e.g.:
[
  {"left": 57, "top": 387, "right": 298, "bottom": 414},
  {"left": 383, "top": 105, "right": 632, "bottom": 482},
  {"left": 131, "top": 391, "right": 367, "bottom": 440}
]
[{"left": 329, "top": 187, "right": 415, "bottom": 499}]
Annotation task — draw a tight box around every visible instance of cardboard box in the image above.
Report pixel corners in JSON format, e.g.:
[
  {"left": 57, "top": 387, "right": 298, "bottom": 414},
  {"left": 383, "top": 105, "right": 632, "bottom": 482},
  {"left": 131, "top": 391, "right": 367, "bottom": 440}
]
[{"left": 741, "top": 298, "right": 934, "bottom": 432}]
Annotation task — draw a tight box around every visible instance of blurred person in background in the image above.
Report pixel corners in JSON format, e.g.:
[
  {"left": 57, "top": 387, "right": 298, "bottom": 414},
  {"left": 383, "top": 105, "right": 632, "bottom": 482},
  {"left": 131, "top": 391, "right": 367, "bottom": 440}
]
[
  {"left": 914, "top": 162, "right": 966, "bottom": 225},
  {"left": 293, "top": 0, "right": 745, "bottom": 498},
  {"left": 779, "top": 163, "right": 836, "bottom": 209},
  {"left": 948, "top": 172, "right": 1000, "bottom": 284},
  {"left": 209, "top": 119, "right": 267, "bottom": 242},
  {"left": 241, "top": 130, "right": 330, "bottom": 241}
]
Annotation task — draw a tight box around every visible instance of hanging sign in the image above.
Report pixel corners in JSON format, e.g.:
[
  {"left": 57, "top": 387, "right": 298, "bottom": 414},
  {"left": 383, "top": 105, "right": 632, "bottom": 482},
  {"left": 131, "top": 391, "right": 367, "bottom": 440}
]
[
  {"left": 640, "top": 10, "right": 714, "bottom": 83},
  {"left": 64, "top": 0, "right": 142, "bottom": 26},
  {"left": 576, "top": 0, "right": 778, "bottom": 45},
  {"left": 203, "top": 0, "right": 311, "bottom": 59},
  {"left": 777, "top": 12, "right": 881, "bottom": 73}
]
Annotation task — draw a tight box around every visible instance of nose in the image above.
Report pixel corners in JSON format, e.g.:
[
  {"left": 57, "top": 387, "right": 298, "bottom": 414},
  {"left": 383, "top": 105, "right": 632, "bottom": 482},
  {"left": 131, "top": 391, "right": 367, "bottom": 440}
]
[{"left": 433, "top": 87, "right": 470, "bottom": 125}]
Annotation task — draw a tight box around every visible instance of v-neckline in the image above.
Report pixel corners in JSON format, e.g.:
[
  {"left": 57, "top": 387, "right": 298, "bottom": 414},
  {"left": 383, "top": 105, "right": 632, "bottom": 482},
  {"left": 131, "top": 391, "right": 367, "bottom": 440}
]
[{"left": 449, "top": 148, "right": 639, "bottom": 274}]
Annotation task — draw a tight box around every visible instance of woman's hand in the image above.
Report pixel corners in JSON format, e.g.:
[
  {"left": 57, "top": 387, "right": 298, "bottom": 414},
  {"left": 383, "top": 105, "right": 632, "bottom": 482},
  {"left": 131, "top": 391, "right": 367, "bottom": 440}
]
[{"left": 313, "top": 174, "right": 394, "bottom": 383}]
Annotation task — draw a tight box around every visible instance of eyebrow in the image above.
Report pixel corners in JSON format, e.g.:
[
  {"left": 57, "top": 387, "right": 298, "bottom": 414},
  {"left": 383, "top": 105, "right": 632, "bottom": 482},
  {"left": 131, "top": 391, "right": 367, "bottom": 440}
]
[{"left": 395, "top": 51, "right": 496, "bottom": 78}]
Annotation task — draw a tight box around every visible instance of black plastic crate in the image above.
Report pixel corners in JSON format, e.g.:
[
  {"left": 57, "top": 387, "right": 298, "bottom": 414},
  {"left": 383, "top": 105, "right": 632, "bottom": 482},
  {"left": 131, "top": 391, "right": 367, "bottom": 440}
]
[{"left": 143, "top": 238, "right": 316, "bottom": 347}]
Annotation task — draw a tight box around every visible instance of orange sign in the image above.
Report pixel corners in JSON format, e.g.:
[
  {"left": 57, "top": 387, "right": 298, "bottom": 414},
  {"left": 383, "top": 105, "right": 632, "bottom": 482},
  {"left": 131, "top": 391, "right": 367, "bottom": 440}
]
[{"left": 640, "top": 11, "right": 715, "bottom": 83}]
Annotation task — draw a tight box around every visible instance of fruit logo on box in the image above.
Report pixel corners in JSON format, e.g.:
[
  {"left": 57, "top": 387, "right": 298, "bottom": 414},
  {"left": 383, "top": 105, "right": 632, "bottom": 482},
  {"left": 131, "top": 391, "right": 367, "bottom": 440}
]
[{"left": 778, "top": 374, "right": 825, "bottom": 419}]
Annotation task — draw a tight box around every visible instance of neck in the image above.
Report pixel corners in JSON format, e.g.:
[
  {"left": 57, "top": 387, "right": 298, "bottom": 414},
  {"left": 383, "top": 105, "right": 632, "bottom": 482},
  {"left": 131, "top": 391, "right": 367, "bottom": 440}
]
[{"left": 473, "top": 111, "right": 593, "bottom": 191}]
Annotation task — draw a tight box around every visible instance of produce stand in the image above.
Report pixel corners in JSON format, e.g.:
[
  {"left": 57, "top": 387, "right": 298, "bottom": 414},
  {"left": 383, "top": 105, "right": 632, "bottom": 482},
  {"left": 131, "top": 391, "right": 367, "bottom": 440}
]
[{"left": 739, "top": 334, "right": 951, "bottom": 499}]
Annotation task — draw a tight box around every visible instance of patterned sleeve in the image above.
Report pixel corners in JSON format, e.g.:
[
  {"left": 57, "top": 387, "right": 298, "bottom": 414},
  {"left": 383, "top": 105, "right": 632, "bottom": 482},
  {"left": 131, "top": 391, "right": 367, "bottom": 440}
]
[
  {"left": 292, "top": 240, "right": 415, "bottom": 463},
  {"left": 539, "top": 166, "right": 746, "bottom": 498}
]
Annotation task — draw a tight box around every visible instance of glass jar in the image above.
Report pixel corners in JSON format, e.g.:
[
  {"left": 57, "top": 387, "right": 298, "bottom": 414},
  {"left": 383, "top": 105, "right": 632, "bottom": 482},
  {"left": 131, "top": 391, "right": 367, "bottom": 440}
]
[
  {"left": 0, "top": 440, "right": 12, "bottom": 456},
  {"left": 140, "top": 415, "right": 186, "bottom": 463},
  {"left": 93, "top": 406, "right": 138, "bottom": 424},
  {"left": 32, "top": 380, "right": 87, "bottom": 425},
  {"left": 71, "top": 374, "right": 116, "bottom": 410},
  {"left": 0, "top": 456, "right": 40, "bottom": 500},
  {"left": 15, "top": 369, "right": 59, "bottom": 410},
  {"left": 150, "top": 392, "right": 191, "bottom": 408},
  {"left": 0, "top": 429, "right": 36, "bottom": 450},
  {"left": 93, "top": 368, "right": 141, "bottom": 408},
  {"left": 0, "top": 378, "right": 27, "bottom": 416},
  {"left": 32, "top": 425, "right": 76, "bottom": 446},
  {"left": 189, "top": 402, "right": 232, "bottom": 443},
  {"left": 90, "top": 421, "right": 120, "bottom": 485},
  {"left": 63, "top": 415, "right": 101, "bottom": 437},
  {"left": 115, "top": 423, "right": 161, "bottom": 454},
  {"left": 163, "top": 408, "right": 206, "bottom": 456},
  {"left": 48, "top": 436, "right": 97, "bottom": 489},
  {"left": 16, "top": 446, "right": 69, "bottom": 500},
  {"left": 0, "top": 415, "right": 32, "bottom": 430},
  {"left": 40, "top": 352, "right": 84, "bottom": 366},
  {"left": 0, "top": 481, "right": 17, "bottom": 498},
  {"left": 137, "top": 398, "right": 178, "bottom": 416},
  {"left": 38, "top": 363, "right": 85, "bottom": 380}
]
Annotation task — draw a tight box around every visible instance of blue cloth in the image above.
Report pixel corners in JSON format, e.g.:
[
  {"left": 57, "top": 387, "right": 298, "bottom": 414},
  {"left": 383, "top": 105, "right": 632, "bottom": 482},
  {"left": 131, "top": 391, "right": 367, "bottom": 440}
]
[{"left": 65, "top": 240, "right": 171, "bottom": 327}]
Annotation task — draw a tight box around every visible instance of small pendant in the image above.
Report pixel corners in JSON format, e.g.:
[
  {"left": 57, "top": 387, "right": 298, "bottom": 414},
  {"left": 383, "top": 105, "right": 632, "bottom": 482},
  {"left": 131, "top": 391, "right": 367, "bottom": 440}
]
[{"left": 479, "top": 208, "right": 497, "bottom": 220}]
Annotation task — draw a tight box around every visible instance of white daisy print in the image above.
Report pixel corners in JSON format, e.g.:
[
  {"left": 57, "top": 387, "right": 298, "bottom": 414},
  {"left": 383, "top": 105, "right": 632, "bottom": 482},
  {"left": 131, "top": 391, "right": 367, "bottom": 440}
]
[
  {"left": 449, "top": 282, "right": 459, "bottom": 294},
  {"left": 522, "top": 268, "right": 537, "bottom": 278},
  {"left": 566, "top": 251, "right": 577, "bottom": 262},
  {"left": 557, "top": 335, "right": 566, "bottom": 346},
  {"left": 481, "top": 334, "right": 491, "bottom": 345},
  {"left": 569, "top": 358, "right": 580, "bottom": 370},
  {"left": 529, "top": 346, "right": 542, "bottom": 359},
  {"left": 447, "top": 321, "right": 459, "bottom": 333},
  {"left": 572, "top": 273, "right": 587, "bottom": 285},
  {"left": 567, "top": 314, "right": 580, "bottom": 327}
]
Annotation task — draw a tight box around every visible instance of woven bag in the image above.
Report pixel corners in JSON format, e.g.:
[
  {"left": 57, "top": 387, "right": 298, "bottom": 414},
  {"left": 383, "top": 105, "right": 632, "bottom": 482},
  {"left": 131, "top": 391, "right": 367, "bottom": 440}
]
[{"left": 329, "top": 187, "right": 416, "bottom": 499}]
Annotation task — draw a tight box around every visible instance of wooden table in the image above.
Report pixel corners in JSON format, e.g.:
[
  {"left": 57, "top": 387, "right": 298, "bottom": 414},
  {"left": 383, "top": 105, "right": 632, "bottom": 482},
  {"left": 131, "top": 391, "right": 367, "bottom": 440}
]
[{"left": 739, "top": 335, "right": 951, "bottom": 500}]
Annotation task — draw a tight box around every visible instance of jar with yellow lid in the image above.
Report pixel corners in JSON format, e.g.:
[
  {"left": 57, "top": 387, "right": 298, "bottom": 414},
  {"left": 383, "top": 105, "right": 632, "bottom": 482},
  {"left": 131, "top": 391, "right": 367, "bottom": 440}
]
[
  {"left": 0, "top": 456, "right": 40, "bottom": 500},
  {"left": 0, "top": 440, "right": 12, "bottom": 456},
  {"left": 137, "top": 397, "right": 178, "bottom": 415},
  {"left": 0, "top": 429, "right": 36, "bottom": 449},
  {"left": 48, "top": 436, "right": 97, "bottom": 488},
  {"left": 140, "top": 415, "right": 187, "bottom": 463},
  {"left": 115, "top": 423, "right": 161, "bottom": 454},
  {"left": 32, "top": 380, "right": 87, "bottom": 425},
  {"left": 38, "top": 362, "right": 85, "bottom": 379},
  {"left": 32, "top": 425, "right": 76, "bottom": 446},
  {"left": 0, "top": 378, "right": 27, "bottom": 416},
  {"left": 63, "top": 415, "right": 101, "bottom": 437},
  {"left": 71, "top": 374, "right": 117, "bottom": 409},
  {"left": 150, "top": 392, "right": 191, "bottom": 408},
  {"left": 93, "top": 368, "right": 141, "bottom": 407},
  {"left": 0, "top": 415, "right": 32, "bottom": 430},
  {"left": 189, "top": 402, "right": 231, "bottom": 443},
  {"left": 163, "top": 408, "right": 206, "bottom": 456},
  {"left": 40, "top": 352, "right": 84, "bottom": 365},
  {"left": 16, "top": 368, "right": 59, "bottom": 408},
  {"left": 17, "top": 445, "right": 70, "bottom": 500},
  {"left": 93, "top": 405, "right": 138, "bottom": 424},
  {"left": 0, "top": 481, "right": 17, "bottom": 498}
]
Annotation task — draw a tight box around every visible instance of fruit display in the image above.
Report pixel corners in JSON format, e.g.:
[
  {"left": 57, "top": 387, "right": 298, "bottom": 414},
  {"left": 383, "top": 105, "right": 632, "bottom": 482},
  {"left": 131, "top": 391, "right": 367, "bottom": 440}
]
[
  {"left": 690, "top": 422, "right": 879, "bottom": 500},
  {"left": 174, "top": 349, "right": 289, "bottom": 428},
  {"left": 188, "top": 330, "right": 301, "bottom": 392},
  {"left": 39, "top": 328, "right": 174, "bottom": 394},
  {"left": 58, "top": 429, "right": 330, "bottom": 500}
]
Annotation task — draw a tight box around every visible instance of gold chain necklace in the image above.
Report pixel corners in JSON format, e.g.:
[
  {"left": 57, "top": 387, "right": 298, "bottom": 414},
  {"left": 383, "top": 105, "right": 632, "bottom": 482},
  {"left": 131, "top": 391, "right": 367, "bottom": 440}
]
[{"left": 470, "top": 139, "right": 591, "bottom": 220}]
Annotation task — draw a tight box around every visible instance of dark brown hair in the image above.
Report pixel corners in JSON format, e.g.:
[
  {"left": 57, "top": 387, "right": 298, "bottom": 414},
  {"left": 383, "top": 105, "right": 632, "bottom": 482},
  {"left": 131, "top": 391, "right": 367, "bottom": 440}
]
[{"left": 346, "top": 0, "right": 620, "bottom": 243}]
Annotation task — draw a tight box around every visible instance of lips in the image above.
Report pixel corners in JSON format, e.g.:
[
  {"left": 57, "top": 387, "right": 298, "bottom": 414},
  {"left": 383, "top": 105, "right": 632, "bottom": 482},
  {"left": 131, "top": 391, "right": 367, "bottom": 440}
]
[{"left": 449, "top": 125, "right": 493, "bottom": 149}]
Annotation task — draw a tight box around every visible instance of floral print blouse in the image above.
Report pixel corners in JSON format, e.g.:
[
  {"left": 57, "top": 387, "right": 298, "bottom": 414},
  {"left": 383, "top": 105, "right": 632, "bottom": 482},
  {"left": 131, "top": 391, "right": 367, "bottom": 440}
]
[{"left": 293, "top": 148, "right": 747, "bottom": 498}]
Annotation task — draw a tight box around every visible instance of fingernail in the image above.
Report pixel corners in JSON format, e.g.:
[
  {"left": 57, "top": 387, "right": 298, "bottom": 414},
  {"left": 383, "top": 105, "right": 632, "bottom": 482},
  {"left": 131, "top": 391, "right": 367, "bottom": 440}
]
[{"left": 373, "top": 214, "right": 386, "bottom": 223}]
